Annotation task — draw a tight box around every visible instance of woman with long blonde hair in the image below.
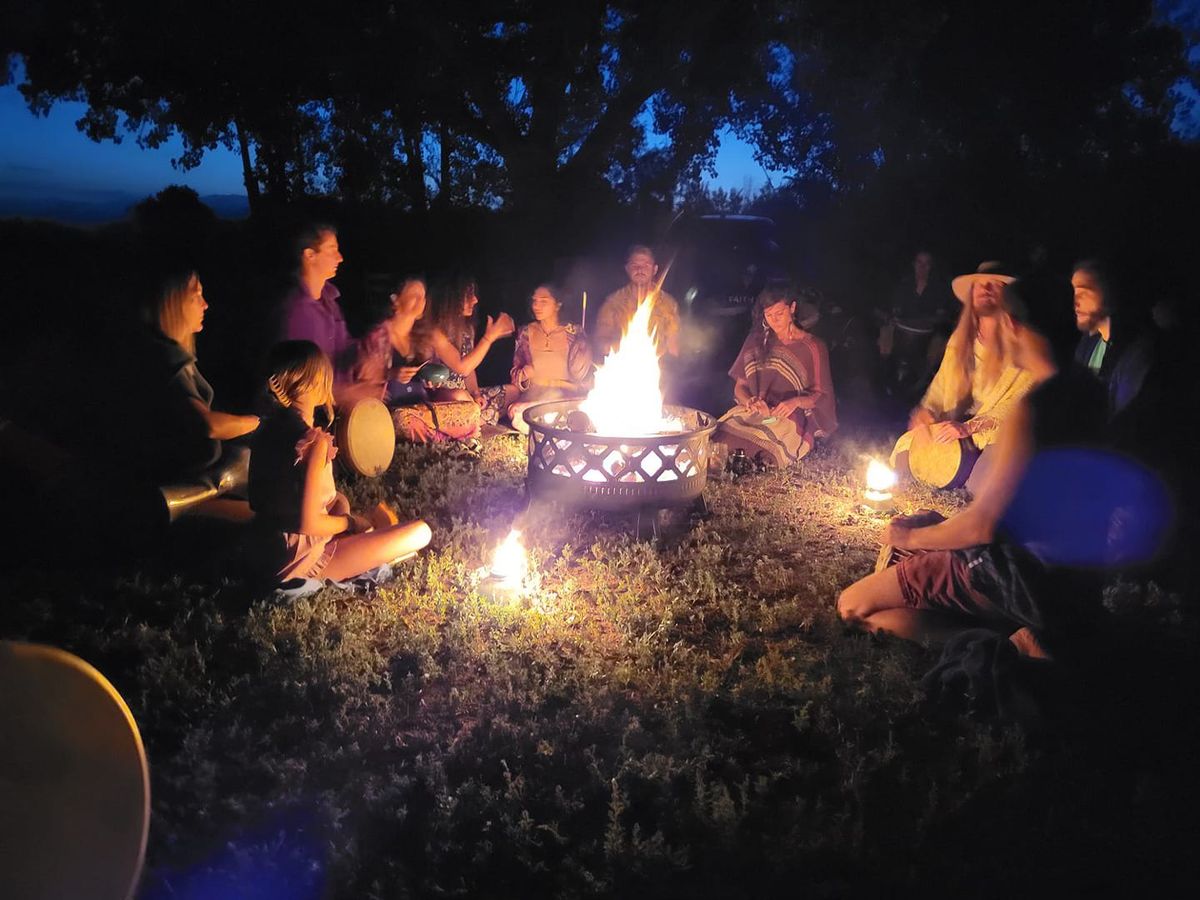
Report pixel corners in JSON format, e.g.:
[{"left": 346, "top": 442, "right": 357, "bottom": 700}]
[
  {"left": 119, "top": 266, "right": 261, "bottom": 521},
  {"left": 890, "top": 261, "right": 1054, "bottom": 493},
  {"left": 248, "top": 340, "right": 431, "bottom": 585}
]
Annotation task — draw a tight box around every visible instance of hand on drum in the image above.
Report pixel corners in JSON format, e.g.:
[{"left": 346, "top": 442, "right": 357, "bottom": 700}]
[
  {"left": 881, "top": 519, "right": 915, "bottom": 549},
  {"left": 929, "top": 421, "right": 969, "bottom": 443},
  {"left": 908, "top": 406, "right": 936, "bottom": 430}
]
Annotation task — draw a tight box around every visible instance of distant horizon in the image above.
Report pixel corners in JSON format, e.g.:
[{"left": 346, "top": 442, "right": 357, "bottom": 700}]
[{"left": 0, "top": 72, "right": 785, "bottom": 224}]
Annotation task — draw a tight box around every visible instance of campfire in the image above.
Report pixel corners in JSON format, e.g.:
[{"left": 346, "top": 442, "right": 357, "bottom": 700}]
[{"left": 524, "top": 292, "right": 715, "bottom": 512}]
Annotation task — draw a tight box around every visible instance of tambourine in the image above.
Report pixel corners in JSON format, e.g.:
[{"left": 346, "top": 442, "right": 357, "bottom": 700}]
[{"left": 907, "top": 425, "right": 980, "bottom": 490}]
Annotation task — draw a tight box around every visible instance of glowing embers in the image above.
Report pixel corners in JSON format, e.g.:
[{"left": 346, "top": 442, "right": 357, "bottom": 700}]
[
  {"left": 579, "top": 291, "right": 681, "bottom": 437},
  {"left": 546, "top": 440, "right": 697, "bottom": 484},
  {"left": 524, "top": 400, "right": 716, "bottom": 512}
]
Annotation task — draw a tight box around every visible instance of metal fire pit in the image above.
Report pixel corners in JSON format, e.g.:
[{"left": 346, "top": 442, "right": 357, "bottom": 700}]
[{"left": 524, "top": 399, "right": 717, "bottom": 512}]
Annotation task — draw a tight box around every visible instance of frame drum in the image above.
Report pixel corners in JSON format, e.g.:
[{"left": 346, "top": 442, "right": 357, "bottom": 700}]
[
  {"left": 908, "top": 425, "right": 980, "bottom": 490},
  {"left": 336, "top": 398, "right": 396, "bottom": 477},
  {"left": 0, "top": 642, "right": 150, "bottom": 900}
]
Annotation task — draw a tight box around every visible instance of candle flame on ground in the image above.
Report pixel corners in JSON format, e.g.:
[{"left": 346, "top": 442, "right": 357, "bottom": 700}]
[
  {"left": 865, "top": 459, "right": 897, "bottom": 495},
  {"left": 491, "top": 529, "right": 527, "bottom": 584},
  {"left": 579, "top": 291, "right": 681, "bottom": 436}
]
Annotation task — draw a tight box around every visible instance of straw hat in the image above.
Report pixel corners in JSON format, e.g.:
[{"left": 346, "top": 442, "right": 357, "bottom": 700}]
[{"left": 951, "top": 260, "right": 1017, "bottom": 303}]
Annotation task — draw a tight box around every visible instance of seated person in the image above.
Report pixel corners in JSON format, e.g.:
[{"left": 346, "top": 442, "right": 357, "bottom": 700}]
[
  {"left": 246, "top": 340, "right": 431, "bottom": 586},
  {"left": 122, "top": 266, "right": 261, "bottom": 519},
  {"left": 595, "top": 244, "right": 680, "bottom": 360},
  {"left": 877, "top": 249, "right": 956, "bottom": 396},
  {"left": 839, "top": 374, "right": 1173, "bottom": 660},
  {"left": 276, "top": 223, "right": 357, "bottom": 389},
  {"left": 505, "top": 284, "right": 594, "bottom": 433},
  {"left": 890, "top": 261, "right": 1054, "bottom": 495},
  {"left": 423, "top": 275, "right": 514, "bottom": 419},
  {"left": 352, "top": 277, "right": 509, "bottom": 442},
  {"left": 713, "top": 284, "right": 837, "bottom": 468},
  {"left": 1069, "top": 259, "right": 1158, "bottom": 434}
]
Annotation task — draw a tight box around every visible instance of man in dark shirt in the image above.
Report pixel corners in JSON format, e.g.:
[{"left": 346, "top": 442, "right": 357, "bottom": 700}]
[{"left": 1069, "top": 259, "right": 1156, "bottom": 435}]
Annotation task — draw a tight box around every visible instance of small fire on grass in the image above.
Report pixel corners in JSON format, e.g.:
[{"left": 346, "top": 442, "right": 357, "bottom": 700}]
[
  {"left": 479, "top": 528, "right": 528, "bottom": 601},
  {"left": 491, "top": 529, "right": 527, "bottom": 585},
  {"left": 863, "top": 459, "right": 897, "bottom": 512}
]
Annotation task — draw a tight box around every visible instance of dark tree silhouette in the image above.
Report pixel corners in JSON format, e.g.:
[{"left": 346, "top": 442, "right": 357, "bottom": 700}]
[{"left": 2, "top": 0, "right": 1195, "bottom": 216}]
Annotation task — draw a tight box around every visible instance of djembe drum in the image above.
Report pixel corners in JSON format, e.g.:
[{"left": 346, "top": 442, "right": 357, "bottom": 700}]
[
  {"left": 873, "top": 510, "right": 947, "bottom": 573},
  {"left": 0, "top": 642, "right": 150, "bottom": 900},
  {"left": 907, "top": 424, "right": 981, "bottom": 490},
  {"left": 336, "top": 398, "right": 396, "bottom": 477}
]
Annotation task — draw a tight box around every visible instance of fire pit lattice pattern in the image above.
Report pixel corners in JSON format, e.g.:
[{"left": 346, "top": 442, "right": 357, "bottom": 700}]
[{"left": 524, "top": 400, "right": 716, "bottom": 510}]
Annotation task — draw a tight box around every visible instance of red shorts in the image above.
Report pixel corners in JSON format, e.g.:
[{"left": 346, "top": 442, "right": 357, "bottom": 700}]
[{"left": 894, "top": 550, "right": 1009, "bottom": 624}]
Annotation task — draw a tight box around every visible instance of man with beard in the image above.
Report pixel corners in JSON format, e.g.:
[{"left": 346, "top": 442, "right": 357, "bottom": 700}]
[
  {"left": 1070, "top": 259, "right": 1156, "bottom": 428},
  {"left": 594, "top": 245, "right": 681, "bottom": 360}
]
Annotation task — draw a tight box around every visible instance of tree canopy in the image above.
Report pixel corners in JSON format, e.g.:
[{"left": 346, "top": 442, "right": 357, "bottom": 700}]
[{"left": 3, "top": 0, "right": 1196, "bottom": 214}]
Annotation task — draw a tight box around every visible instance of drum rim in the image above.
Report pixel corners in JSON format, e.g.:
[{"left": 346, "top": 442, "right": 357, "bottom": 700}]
[
  {"left": 909, "top": 425, "right": 973, "bottom": 489},
  {"left": 0, "top": 640, "right": 150, "bottom": 900},
  {"left": 340, "top": 398, "right": 395, "bottom": 476}
]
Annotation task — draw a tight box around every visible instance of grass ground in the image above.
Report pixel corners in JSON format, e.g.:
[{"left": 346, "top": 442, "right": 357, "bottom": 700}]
[{"left": 2, "top": 431, "right": 1197, "bottom": 899}]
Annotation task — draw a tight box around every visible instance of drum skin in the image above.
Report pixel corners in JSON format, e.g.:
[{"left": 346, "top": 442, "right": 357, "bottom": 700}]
[
  {"left": 0, "top": 642, "right": 150, "bottom": 900},
  {"left": 908, "top": 425, "right": 980, "bottom": 489},
  {"left": 336, "top": 398, "right": 396, "bottom": 477}
]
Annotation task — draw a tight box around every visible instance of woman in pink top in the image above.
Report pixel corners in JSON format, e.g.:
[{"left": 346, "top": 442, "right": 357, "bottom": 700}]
[{"left": 247, "top": 341, "right": 431, "bottom": 585}]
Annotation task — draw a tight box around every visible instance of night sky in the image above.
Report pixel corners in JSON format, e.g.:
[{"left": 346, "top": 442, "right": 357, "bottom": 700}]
[{"left": 0, "top": 64, "right": 785, "bottom": 222}]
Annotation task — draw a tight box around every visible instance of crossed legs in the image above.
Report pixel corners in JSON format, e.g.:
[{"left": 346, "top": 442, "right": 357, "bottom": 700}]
[
  {"left": 837, "top": 566, "right": 973, "bottom": 645},
  {"left": 320, "top": 493, "right": 432, "bottom": 582}
]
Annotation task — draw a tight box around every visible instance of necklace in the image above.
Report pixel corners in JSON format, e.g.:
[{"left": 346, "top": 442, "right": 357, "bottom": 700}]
[{"left": 534, "top": 321, "right": 561, "bottom": 350}]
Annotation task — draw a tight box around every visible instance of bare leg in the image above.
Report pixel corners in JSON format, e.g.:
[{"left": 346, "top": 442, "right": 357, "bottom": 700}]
[
  {"left": 188, "top": 497, "right": 255, "bottom": 523},
  {"left": 837, "top": 566, "right": 907, "bottom": 621},
  {"left": 859, "top": 608, "right": 976, "bottom": 645},
  {"left": 840, "top": 565, "right": 989, "bottom": 647},
  {"left": 320, "top": 520, "right": 432, "bottom": 582}
]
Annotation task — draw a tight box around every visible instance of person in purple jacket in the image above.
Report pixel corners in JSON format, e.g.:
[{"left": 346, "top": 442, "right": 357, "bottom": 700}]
[{"left": 278, "top": 223, "right": 355, "bottom": 384}]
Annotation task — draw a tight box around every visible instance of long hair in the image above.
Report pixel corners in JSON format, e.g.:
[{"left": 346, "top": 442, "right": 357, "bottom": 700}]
[
  {"left": 942, "top": 287, "right": 1021, "bottom": 415},
  {"left": 425, "top": 274, "right": 477, "bottom": 349},
  {"left": 390, "top": 274, "right": 432, "bottom": 360},
  {"left": 146, "top": 266, "right": 199, "bottom": 356},
  {"left": 264, "top": 340, "right": 335, "bottom": 425}
]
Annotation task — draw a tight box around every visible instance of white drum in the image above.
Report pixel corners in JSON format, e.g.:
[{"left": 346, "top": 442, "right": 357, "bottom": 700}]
[
  {"left": 0, "top": 641, "right": 150, "bottom": 900},
  {"left": 336, "top": 397, "right": 396, "bottom": 477}
]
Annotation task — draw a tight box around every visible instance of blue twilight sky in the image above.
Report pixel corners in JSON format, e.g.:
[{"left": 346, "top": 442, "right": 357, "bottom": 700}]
[{"left": 0, "top": 68, "right": 782, "bottom": 220}]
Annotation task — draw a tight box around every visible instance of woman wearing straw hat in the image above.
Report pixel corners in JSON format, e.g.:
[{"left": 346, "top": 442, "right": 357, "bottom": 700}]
[{"left": 889, "top": 261, "right": 1055, "bottom": 495}]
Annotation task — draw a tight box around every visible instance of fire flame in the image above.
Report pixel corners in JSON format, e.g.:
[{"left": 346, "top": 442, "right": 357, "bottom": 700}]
[
  {"left": 490, "top": 529, "right": 527, "bottom": 585},
  {"left": 580, "top": 292, "right": 681, "bottom": 436},
  {"left": 865, "top": 459, "right": 897, "bottom": 496}
]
